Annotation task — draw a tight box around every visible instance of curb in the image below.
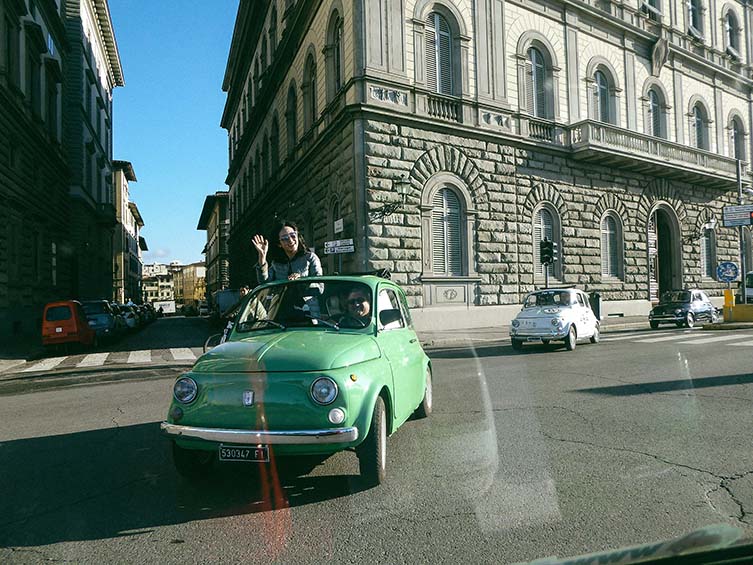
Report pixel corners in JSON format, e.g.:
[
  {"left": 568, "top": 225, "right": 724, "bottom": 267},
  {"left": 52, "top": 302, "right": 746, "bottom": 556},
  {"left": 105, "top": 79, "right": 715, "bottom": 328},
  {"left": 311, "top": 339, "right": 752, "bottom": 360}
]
[
  {"left": 701, "top": 323, "right": 753, "bottom": 331},
  {"left": 0, "top": 362, "right": 193, "bottom": 382}
]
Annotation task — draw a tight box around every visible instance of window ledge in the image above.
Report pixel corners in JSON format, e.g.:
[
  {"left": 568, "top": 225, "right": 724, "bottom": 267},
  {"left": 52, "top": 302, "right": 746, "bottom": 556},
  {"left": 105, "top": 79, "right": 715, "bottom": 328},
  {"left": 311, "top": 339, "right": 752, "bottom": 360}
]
[{"left": 420, "top": 275, "right": 481, "bottom": 283}]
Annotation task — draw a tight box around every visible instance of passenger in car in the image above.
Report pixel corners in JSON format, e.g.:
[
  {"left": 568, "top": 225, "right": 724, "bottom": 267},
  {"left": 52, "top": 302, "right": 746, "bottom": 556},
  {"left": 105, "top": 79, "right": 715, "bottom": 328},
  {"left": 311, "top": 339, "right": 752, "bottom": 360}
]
[{"left": 252, "top": 220, "right": 323, "bottom": 284}]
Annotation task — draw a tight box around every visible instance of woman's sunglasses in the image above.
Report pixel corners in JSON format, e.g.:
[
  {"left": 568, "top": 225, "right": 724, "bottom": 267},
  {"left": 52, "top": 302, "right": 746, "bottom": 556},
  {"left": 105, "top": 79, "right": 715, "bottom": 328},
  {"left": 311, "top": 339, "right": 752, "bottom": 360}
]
[
  {"left": 348, "top": 297, "right": 367, "bottom": 306},
  {"left": 279, "top": 232, "right": 298, "bottom": 243}
]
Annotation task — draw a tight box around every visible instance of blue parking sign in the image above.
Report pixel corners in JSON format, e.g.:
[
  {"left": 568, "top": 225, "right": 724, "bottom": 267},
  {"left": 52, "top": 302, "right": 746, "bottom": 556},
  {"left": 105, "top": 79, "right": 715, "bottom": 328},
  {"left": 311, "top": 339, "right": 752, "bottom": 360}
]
[{"left": 716, "top": 261, "right": 739, "bottom": 283}]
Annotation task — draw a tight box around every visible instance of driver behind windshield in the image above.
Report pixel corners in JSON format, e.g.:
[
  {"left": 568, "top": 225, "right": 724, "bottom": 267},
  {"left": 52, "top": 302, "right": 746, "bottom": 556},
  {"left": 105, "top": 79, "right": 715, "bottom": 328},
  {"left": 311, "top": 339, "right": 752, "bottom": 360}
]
[{"left": 337, "top": 287, "right": 372, "bottom": 327}]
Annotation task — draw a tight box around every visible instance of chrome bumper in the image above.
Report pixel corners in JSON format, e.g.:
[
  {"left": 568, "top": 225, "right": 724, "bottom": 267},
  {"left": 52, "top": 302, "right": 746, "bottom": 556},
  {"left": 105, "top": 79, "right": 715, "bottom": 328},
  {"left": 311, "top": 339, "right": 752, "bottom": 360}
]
[{"left": 161, "top": 422, "right": 358, "bottom": 445}]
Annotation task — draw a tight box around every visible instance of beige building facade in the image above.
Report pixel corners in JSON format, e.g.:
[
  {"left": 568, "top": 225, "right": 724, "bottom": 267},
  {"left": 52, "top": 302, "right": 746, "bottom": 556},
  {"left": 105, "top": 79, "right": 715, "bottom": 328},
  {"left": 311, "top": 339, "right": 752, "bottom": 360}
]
[
  {"left": 112, "top": 160, "right": 147, "bottom": 303},
  {"left": 198, "top": 191, "right": 230, "bottom": 298},
  {"left": 223, "top": 0, "right": 753, "bottom": 329}
]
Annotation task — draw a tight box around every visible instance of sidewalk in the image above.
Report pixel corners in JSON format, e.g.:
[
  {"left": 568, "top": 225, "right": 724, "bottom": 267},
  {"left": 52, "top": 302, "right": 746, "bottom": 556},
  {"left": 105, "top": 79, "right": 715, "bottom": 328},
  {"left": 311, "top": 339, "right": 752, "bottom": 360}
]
[
  {"left": 0, "top": 334, "right": 43, "bottom": 371},
  {"left": 417, "top": 315, "right": 649, "bottom": 347}
]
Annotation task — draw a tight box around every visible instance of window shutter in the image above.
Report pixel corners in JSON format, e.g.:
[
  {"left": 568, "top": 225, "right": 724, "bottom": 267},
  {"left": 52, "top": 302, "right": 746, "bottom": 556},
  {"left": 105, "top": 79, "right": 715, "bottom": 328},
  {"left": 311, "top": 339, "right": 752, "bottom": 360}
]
[
  {"left": 529, "top": 48, "right": 546, "bottom": 118},
  {"left": 524, "top": 56, "right": 535, "bottom": 115},
  {"left": 437, "top": 16, "right": 452, "bottom": 95},
  {"left": 689, "top": 109, "right": 698, "bottom": 148},
  {"left": 431, "top": 189, "right": 462, "bottom": 275},
  {"left": 601, "top": 215, "right": 618, "bottom": 277},
  {"left": 425, "top": 15, "right": 437, "bottom": 92}
]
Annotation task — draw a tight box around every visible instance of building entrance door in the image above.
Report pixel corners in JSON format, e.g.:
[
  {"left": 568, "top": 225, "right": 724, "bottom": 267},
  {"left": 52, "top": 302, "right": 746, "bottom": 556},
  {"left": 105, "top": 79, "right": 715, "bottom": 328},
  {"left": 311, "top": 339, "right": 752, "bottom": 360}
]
[{"left": 648, "top": 208, "right": 681, "bottom": 302}]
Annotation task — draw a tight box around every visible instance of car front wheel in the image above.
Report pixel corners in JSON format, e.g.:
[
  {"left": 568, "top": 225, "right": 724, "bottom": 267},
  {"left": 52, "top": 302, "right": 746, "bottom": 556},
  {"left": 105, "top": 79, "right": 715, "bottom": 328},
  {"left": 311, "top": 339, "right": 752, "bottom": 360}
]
[
  {"left": 415, "top": 368, "right": 432, "bottom": 419},
  {"left": 685, "top": 312, "right": 695, "bottom": 328},
  {"left": 565, "top": 326, "right": 577, "bottom": 351},
  {"left": 358, "top": 396, "right": 387, "bottom": 487},
  {"left": 172, "top": 443, "right": 214, "bottom": 480}
]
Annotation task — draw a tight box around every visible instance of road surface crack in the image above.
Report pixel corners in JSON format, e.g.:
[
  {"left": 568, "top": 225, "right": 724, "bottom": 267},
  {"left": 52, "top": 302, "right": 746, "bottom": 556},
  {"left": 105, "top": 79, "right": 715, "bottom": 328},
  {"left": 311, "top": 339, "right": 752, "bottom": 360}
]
[{"left": 111, "top": 406, "right": 125, "bottom": 428}]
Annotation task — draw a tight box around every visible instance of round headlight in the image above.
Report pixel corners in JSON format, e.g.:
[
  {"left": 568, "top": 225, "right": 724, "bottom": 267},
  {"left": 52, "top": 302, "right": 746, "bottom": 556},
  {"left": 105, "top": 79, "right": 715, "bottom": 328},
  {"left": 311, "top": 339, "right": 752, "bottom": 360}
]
[
  {"left": 511, "top": 319, "right": 520, "bottom": 328},
  {"left": 311, "top": 377, "right": 338, "bottom": 405},
  {"left": 173, "top": 377, "right": 197, "bottom": 404},
  {"left": 674, "top": 309, "right": 683, "bottom": 315}
]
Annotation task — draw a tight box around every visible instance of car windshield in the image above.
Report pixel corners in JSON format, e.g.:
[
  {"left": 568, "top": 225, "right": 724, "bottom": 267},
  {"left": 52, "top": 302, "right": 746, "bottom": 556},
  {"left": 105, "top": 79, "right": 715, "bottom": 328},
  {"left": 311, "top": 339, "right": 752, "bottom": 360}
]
[
  {"left": 81, "top": 302, "right": 107, "bottom": 315},
  {"left": 523, "top": 291, "right": 573, "bottom": 308},
  {"left": 661, "top": 290, "right": 691, "bottom": 303},
  {"left": 235, "top": 280, "right": 373, "bottom": 332}
]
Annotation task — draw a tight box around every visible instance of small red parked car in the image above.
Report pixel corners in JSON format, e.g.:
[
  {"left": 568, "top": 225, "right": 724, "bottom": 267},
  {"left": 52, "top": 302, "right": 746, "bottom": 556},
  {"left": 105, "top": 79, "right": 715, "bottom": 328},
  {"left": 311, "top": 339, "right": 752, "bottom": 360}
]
[{"left": 41, "top": 300, "right": 97, "bottom": 348}]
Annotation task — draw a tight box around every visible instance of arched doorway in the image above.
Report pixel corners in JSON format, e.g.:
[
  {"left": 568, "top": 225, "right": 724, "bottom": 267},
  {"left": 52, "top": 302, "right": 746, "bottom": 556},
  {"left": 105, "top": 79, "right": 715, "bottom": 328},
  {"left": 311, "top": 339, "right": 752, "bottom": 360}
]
[{"left": 647, "top": 205, "right": 682, "bottom": 301}]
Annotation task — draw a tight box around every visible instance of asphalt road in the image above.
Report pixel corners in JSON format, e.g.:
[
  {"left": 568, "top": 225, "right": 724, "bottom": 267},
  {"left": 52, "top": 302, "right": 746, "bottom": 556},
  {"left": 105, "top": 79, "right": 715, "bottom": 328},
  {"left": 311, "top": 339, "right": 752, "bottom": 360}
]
[{"left": 1, "top": 325, "right": 753, "bottom": 563}]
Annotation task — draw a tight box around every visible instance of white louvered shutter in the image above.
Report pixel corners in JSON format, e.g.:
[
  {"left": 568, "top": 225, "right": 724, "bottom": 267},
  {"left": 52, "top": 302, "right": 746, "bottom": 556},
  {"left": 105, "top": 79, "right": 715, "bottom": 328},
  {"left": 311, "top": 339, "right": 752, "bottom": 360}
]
[
  {"left": 437, "top": 15, "right": 452, "bottom": 95},
  {"left": 524, "top": 56, "right": 534, "bottom": 115},
  {"left": 601, "top": 215, "right": 618, "bottom": 277},
  {"left": 432, "top": 189, "right": 462, "bottom": 275},
  {"left": 425, "top": 15, "right": 437, "bottom": 92},
  {"left": 529, "top": 48, "right": 546, "bottom": 118}
]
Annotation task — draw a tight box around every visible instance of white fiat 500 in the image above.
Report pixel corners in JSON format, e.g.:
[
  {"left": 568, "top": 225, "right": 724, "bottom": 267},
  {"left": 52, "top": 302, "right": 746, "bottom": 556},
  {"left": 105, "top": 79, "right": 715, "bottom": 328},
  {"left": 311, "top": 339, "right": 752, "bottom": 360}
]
[{"left": 510, "top": 288, "right": 600, "bottom": 351}]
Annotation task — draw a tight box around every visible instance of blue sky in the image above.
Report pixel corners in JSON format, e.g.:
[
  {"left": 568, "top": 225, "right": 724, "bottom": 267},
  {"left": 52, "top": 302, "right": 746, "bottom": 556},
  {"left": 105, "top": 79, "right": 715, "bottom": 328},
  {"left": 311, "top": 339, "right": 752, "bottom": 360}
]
[{"left": 109, "top": 0, "right": 239, "bottom": 265}]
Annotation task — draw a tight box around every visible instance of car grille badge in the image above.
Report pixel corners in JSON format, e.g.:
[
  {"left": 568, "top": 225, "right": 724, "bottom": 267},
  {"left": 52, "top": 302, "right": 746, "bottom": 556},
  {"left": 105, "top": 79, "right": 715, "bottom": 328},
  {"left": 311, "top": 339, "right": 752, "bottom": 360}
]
[{"left": 243, "top": 391, "right": 255, "bottom": 406}]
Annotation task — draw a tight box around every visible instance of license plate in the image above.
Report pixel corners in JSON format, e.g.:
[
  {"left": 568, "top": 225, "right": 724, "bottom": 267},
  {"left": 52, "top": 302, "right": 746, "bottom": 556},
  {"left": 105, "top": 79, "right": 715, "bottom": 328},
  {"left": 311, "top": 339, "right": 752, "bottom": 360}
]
[
  {"left": 526, "top": 337, "right": 540, "bottom": 342},
  {"left": 55, "top": 327, "right": 63, "bottom": 333},
  {"left": 219, "top": 444, "right": 269, "bottom": 463}
]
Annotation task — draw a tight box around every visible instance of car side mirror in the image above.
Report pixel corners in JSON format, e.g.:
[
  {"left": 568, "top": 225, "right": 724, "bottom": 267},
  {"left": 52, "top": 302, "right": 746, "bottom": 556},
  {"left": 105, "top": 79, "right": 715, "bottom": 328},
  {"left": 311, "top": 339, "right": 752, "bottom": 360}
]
[{"left": 379, "top": 309, "right": 402, "bottom": 328}]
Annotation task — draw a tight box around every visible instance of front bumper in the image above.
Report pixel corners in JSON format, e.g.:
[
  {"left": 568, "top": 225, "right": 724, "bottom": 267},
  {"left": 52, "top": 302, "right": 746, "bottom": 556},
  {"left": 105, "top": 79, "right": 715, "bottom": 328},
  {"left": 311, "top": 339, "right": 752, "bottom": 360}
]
[
  {"left": 161, "top": 422, "right": 359, "bottom": 445},
  {"left": 649, "top": 313, "right": 684, "bottom": 323},
  {"left": 510, "top": 326, "right": 569, "bottom": 340}
]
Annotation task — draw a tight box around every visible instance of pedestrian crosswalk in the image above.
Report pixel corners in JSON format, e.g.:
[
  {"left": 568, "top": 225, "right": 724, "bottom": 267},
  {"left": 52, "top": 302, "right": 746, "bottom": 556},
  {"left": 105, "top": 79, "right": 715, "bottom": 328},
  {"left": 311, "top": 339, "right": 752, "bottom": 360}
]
[
  {"left": 602, "top": 329, "right": 753, "bottom": 347},
  {"left": 3, "top": 347, "right": 205, "bottom": 376}
]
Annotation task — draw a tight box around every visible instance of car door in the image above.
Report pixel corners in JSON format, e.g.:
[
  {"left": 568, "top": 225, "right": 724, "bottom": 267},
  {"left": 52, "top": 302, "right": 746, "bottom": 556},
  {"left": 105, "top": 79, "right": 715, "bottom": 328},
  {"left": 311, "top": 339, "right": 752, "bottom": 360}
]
[
  {"left": 572, "top": 292, "right": 588, "bottom": 338},
  {"left": 698, "top": 291, "right": 714, "bottom": 321},
  {"left": 691, "top": 291, "right": 706, "bottom": 321},
  {"left": 375, "top": 286, "right": 422, "bottom": 424},
  {"left": 577, "top": 292, "right": 596, "bottom": 336}
]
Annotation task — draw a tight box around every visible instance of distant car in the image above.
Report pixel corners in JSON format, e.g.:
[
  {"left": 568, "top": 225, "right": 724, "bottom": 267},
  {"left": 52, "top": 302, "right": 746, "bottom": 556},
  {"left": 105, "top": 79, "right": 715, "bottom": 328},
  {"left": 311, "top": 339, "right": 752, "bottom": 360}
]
[
  {"left": 510, "top": 288, "right": 600, "bottom": 351},
  {"left": 81, "top": 300, "right": 123, "bottom": 340},
  {"left": 198, "top": 301, "right": 209, "bottom": 316},
  {"left": 42, "top": 300, "right": 97, "bottom": 349},
  {"left": 119, "top": 304, "right": 139, "bottom": 329},
  {"left": 161, "top": 275, "right": 432, "bottom": 487},
  {"left": 649, "top": 289, "right": 719, "bottom": 329}
]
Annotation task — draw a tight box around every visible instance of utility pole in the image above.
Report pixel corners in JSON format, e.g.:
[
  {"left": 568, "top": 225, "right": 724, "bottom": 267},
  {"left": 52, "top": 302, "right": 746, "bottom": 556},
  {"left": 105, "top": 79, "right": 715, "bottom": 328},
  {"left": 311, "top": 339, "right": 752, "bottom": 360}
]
[{"left": 738, "top": 160, "right": 748, "bottom": 305}]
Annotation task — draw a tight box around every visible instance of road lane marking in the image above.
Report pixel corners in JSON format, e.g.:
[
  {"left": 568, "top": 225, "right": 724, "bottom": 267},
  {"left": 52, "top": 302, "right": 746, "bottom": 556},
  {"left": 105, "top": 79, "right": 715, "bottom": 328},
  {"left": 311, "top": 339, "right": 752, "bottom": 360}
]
[
  {"left": 170, "top": 348, "right": 196, "bottom": 361},
  {"left": 633, "top": 333, "right": 709, "bottom": 343},
  {"left": 77, "top": 353, "right": 109, "bottom": 367},
  {"left": 725, "top": 340, "right": 753, "bottom": 346},
  {"left": 676, "top": 334, "right": 749, "bottom": 345},
  {"left": 602, "top": 333, "right": 661, "bottom": 342},
  {"left": 22, "top": 357, "right": 66, "bottom": 372},
  {"left": 127, "top": 350, "right": 152, "bottom": 363}
]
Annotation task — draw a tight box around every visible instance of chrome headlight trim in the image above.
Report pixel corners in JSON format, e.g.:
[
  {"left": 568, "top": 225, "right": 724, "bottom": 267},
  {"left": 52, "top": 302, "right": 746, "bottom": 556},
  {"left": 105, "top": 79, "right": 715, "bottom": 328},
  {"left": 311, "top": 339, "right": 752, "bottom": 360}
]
[
  {"left": 310, "top": 377, "right": 338, "bottom": 406},
  {"left": 173, "top": 376, "right": 198, "bottom": 404}
]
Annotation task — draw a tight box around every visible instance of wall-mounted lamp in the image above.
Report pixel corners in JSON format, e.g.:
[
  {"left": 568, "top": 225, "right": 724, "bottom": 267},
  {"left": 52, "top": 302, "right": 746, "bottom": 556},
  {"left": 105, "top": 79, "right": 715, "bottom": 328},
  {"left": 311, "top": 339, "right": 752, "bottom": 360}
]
[{"left": 369, "top": 175, "right": 411, "bottom": 221}]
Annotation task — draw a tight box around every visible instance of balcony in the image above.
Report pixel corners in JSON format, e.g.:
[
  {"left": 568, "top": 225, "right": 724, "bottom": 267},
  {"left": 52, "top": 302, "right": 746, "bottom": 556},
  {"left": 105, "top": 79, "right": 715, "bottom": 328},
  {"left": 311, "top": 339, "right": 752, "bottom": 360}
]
[
  {"left": 426, "top": 93, "right": 461, "bottom": 123},
  {"left": 567, "top": 120, "right": 748, "bottom": 188}
]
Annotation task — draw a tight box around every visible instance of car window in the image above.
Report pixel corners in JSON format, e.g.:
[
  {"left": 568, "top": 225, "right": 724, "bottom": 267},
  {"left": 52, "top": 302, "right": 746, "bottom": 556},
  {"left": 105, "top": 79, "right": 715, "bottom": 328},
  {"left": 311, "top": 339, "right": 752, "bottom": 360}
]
[
  {"left": 524, "top": 291, "right": 573, "bottom": 308},
  {"left": 377, "top": 289, "right": 405, "bottom": 331},
  {"left": 396, "top": 288, "right": 413, "bottom": 327},
  {"left": 576, "top": 293, "right": 586, "bottom": 307},
  {"left": 82, "top": 302, "right": 108, "bottom": 315},
  {"left": 236, "top": 280, "right": 373, "bottom": 331},
  {"left": 46, "top": 306, "right": 72, "bottom": 322},
  {"left": 662, "top": 290, "right": 691, "bottom": 303}
]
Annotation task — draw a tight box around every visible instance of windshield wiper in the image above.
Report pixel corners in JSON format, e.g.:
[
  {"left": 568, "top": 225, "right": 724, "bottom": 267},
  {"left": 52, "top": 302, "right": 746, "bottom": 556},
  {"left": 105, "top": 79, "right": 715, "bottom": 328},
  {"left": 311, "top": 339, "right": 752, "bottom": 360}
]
[
  {"left": 237, "top": 319, "right": 286, "bottom": 332},
  {"left": 305, "top": 314, "right": 340, "bottom": 330}
]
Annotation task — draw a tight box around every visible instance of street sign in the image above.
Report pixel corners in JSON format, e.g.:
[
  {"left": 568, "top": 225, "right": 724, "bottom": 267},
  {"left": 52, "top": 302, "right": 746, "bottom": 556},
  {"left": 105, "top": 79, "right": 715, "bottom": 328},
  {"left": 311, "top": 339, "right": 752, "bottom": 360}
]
[
  {"left": 722, "top": 204, "right": 753, "bottom": 227},
  {"left": 334, "top": 218, "right": 344, "bottom": 234},
  {"left": 324, "top": 238, "right": 355, "bottom": 254},
  {"left": 716, "top": 261, "right": 739, "bottom": 283}
]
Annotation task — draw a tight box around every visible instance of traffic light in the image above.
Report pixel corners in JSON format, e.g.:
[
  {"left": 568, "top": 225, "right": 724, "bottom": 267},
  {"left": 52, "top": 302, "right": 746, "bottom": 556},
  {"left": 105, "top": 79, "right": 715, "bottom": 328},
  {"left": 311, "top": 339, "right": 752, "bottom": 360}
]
[{"left": 540, "top": 238, "right": 553, "bottom": 265}]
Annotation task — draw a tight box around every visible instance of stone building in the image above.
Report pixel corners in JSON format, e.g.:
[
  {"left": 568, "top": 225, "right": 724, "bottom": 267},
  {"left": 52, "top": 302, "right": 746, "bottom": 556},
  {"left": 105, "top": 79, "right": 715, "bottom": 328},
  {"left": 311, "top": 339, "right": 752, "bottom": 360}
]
[
  {"left": 142, "top": 263, "right": 174, "bottom": 303},
  {"left": 197, "top": 191, "right": 231, "bottom": 298},
  {"left": 113, "top": 160, "right": 147, "bottom": 303},
  {"left": 63, "top": 0, "right": 124, "bottom": 301},
  {"left": 222, "top": 0, "right": 753, "bottom": 329},
  {"left": 172, "top": 262, "right": 207, "bottom": 308},
  {"left": 0, "top": 0, "right": 69, "bottom": 338}
]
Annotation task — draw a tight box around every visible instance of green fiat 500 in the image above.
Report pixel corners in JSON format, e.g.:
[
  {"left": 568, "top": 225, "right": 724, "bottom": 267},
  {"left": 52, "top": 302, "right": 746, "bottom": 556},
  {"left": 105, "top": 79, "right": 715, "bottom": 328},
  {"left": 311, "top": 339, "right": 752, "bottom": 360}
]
[{"left": 161, "top": 275, "right": 432, "bottom": 486}]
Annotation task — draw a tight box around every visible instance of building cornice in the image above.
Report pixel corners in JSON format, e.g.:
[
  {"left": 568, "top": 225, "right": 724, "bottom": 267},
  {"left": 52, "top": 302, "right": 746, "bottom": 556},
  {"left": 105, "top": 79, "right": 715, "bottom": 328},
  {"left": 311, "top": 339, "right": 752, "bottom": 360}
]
[
  {"left": 90, "top": 0, "right": 125, "bottom": 87},
  {"left": 113, "top": 160, "right": 137, "bottom": 181}
]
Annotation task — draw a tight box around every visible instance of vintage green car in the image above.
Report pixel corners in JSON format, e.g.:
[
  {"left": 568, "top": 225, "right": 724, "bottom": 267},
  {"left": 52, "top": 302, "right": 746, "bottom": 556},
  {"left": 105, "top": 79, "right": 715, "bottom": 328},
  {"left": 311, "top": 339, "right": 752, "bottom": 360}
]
[{"left": 161, "top": 275, "right": 432, "bottom": 486}]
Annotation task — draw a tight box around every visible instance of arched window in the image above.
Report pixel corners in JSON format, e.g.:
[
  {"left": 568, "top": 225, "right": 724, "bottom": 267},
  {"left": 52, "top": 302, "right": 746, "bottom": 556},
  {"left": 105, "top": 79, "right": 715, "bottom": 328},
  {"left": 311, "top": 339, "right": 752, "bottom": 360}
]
[
  {"left": 533, "top": 206, "right": 560, "bottom": 278},
  {"left": 600, "top": 213, "right": 622, "bottom": 278},
  {"left": 725, "top": 11, "right": 740, "bottom": 55},
  {"left": 262, "top": 133, "right": 270, "bottom": 183},
  {"left": 425, "top": 12, "right": 453, "bottom": 95},
  {"left": 594, "top": 70, "right": 611, "bottom": 124},
  {"left": 270, "top": 116, "right": 280, "bottom": 174},
  {"left": 688, "top": 0, "right": 703, "bottom": 38},
  {"left": 647, "top": 88, "right": 664, "bottom": 138},
  {"left": 526, "top": 47, "right": 549, "bottom": 119},
  {"left": 730, "top": 116, "right": 745, "bottom": 160},
  {"left": 269, "top": 6, "right": 277, "bottom": 58},
  {"left": 333, "top": 15, "right": 343, "bottom": 92},
  {"left": 691, "top": 102, "right": 709, "bottom": 150},
  {"left": 303, "top": 53, "right": 317, "bottom": 131},
  {"left": 285, "top": 83, "right": 297, "bottom": 156},
  {"left": 261, "top": 37, "right": 268, "bottom": 71},
  {"left": 700, "top": 228, "right": 716, "bottom": 278},
  {"left": 431, "top": 188, "right": 462, "bottom": 275},
  {"left": 253, "top": 59, "right": 260, "bottom": 100}
]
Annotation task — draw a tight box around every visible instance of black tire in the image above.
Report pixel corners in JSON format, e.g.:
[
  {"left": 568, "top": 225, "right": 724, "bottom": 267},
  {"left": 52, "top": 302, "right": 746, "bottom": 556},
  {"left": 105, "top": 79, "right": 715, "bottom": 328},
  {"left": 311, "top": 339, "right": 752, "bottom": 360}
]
[
  {"left": 414, "top": 368, "right": 432, "bottom": 419},
  {"left": 711, "top": 309, "right": 720, "bottom": 324},
  {"left": 590, "top": 324, "right": 600, "bottom": 344},
  {"left": 172, "top": 442, "right": 214, "bottom": 480},
  {"left": 358, "top": 396, "right": 387, "bottom": 487},
  {"left": 511, "top": 339, "right": 523, "bottom": 351},
  {"left": 685, "top": 312, "right": 695, "bottom": 329},
  {"left": 565, "top": 326, "right": 577, "bottom": 351},
  {"left": 650, "top": 321, "right": 659, "bottom": 330}
]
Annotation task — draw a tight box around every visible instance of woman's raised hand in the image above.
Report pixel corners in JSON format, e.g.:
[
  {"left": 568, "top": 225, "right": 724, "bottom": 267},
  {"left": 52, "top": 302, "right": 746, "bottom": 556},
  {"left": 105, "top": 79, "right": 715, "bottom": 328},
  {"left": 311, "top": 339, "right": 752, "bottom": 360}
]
[{"left": 252, "top": 235, "right": 269, "bottom": 264}]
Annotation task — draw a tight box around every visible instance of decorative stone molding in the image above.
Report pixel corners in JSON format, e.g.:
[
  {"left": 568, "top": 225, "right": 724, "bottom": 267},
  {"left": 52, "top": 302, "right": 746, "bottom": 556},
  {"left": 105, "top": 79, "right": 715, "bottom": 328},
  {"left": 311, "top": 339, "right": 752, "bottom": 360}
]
[
  {"left": 369, "top": 86, "right": 409, "bottom": 106},
  {"left": 693, "top": 207, "right": 717, "bottom": 235},
  {"left": 636, "top": 179, "right": 688, "bottom": 227},
  {"left": 408, "top": 146, "right": 489, "bottom": 207},
  {"left": 522, "top": 182, "right": 569, "bottom": 221},
  {"left": 593, "top": 193, "right": 629, "bottom": 227}
]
